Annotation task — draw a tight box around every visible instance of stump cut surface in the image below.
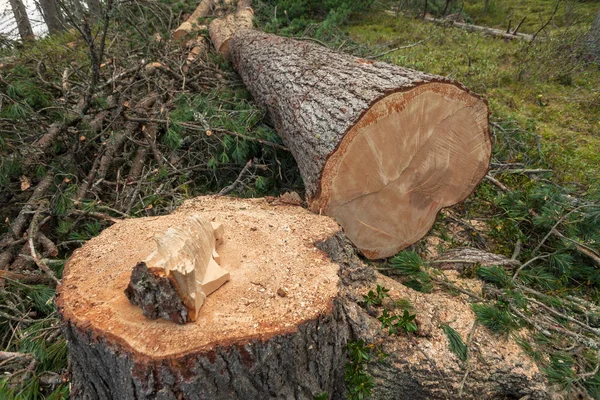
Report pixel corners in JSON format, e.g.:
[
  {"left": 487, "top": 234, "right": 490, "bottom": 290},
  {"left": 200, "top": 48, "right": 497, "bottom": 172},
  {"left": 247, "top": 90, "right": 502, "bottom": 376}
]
[{"left": 57, "top": 196, "right": 341, "bottom": 360}]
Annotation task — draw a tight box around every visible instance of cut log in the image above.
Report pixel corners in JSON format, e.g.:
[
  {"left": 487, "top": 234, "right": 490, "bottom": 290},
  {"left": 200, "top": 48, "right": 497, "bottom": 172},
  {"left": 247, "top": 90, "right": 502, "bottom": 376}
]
[
  {"left": 172, "top": 0, "right": 212, "bottom": 41},
  {"left": 208, "top": 0, "right": 253, "bottom": 57},
  {"left": 172, "top": 0, "right": 235, "bottom": 42},
  {"left": 57, "top": 196, "right": 347, "bottom": 399},
  {"left": 227, "top": 29, "right": 492, "bottom": 259}
]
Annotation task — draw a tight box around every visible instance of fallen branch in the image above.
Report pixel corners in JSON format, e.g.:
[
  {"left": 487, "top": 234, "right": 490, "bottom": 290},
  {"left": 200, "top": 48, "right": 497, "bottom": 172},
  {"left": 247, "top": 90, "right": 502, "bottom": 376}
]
[
  {"left": 218, "top": 158, "right": 254, "bottom": 195},
  {"left": 27, "top": 206, "right": 60, "bottom": 286},
  {"left": 424, "top": 17, "right": 535, "bottom": 41},
  {"left": 69, "top": 209, "right": 122, "bottom": 224},
  {"left": 372, "top": 36, "right": 431, "bottom": 59}
]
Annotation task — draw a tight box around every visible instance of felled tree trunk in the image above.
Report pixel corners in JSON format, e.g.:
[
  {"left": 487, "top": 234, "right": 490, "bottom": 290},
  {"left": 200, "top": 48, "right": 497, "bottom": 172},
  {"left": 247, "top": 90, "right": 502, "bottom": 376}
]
[
  {"left": 57, "top": 196, "right": 347, "bottom": 399},
  {"left": 227, "top": 29, "right": 491, "bottom": 259},
  {"left": 57, "top": 196, "right": 548, "bottom": 399}
]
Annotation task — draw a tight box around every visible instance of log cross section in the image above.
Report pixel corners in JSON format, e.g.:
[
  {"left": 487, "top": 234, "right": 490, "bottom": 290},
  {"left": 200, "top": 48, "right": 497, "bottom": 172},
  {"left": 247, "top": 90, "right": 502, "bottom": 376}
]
[{"left": 229, "top": 30, "right": 491, "bottom": 258}]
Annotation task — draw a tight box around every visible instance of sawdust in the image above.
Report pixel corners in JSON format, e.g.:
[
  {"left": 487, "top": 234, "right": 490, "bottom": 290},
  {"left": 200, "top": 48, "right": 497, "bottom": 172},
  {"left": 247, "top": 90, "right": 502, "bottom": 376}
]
[{"left": 57, "top": 196, "right": 341, "bottom": 360}]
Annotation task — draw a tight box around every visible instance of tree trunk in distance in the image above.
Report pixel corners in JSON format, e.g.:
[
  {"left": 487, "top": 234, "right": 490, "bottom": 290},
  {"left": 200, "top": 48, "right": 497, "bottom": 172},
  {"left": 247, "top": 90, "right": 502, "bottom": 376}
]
[
  {"left": 57, "top": 196, "right": 548, "bottom": 399},
  {"left": 87, "top": 0, "right": 102, "bottom": 24},
  {"left": 228, "top": 29, "right": 491, "bottom": 259},
  {"left": 425, "top": 16, "right": 534, "bottom": 41},
  {"left": 39, "top": 0, "right": 64, "bottom": 34},
  {"left": 9, "top": 0, "right": 34, "bottom": 40}
]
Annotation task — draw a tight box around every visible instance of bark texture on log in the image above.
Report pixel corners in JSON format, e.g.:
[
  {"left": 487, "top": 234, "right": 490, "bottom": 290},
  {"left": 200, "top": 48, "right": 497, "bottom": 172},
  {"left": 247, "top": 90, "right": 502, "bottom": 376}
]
[
  {"left": 62, "top": 304, "right": 347, "bottom": 400},
  {"left": 57, "top": 196, "right": 345, "bottom": 399},
  {"left": 124, "top": 262, "right": 190, "bottom": 324},
  {"left": 228, "top": 29, "right": 491, "bottom": 259}
]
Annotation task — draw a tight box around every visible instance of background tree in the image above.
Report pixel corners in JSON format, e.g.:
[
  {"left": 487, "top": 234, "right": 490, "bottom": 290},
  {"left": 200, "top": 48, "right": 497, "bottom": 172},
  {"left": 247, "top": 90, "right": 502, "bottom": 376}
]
[
  {"left": 89, "top": 0, "right": 101, "bottom": 21},
  {"left": 8, "top": 0, "right": 33, "bottom": 40},
  {"left": 39, "top": 0, "right": 65, "bottom": 34}
]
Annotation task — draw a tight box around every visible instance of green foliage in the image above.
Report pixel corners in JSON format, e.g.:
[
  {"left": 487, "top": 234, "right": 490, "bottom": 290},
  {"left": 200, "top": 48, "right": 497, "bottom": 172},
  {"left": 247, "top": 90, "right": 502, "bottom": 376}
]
[
  {"left": 0, "top": 157, "right": 23, "bottom": 187},
  {"left": 360, "top": 285, "right": 389, "bottom": 307},
  {"left": 491, "top": 182, "right": 600, "bottom": 291},
  {"left": 166, "top": 89, "right": 297, "bottom": 196},
  {"left": 477, "top": 265, "right": 513, "bottom": 288},
  {"left": 394, "top": 298, "right": 414, "bottom": 312},
  {"left": 22, "top": 285, "right": 56, "bottom": 315},
  {"left": 389, "top": 250, "right": 423, "bottom": 274},
  {"left": 440, "top": 324, "right": 468, "bottom": 362},
  {"left": 471, "top": 303, "right": 517, "bottom": 334},
  {"left": 345, "top": 339, "right": 384, "bottom": 400},
  {"left": 542, "top": 352, "right": 578, "bottom": 390},
  {"left": 0, "top": 279, "right": 67, "bottom": 399},
  {"left": 389, "top": 251, "right": 433, "bottom": 293},
  {"left": 378, "top": 308, "right": 418, "bottom": 335},
  {"left": 256, "top": 0, "right": 374, "bottom": 37},
  {"left": 314, "top": 393, "right": 329, "bottom": 400}
]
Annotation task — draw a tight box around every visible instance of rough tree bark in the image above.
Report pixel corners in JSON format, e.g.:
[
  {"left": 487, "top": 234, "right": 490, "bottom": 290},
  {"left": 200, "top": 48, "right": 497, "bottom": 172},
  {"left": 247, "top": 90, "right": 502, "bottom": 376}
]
[
  {"left": 57, "top": 197, "right": 548, "bottom": 399},
  {"left": 39, "top": 0, "right": 64, "bottom": 34},
  {"left": 8, "top": 0, "right": 34, "bottom": 40},
  {"left": 227, "top": 29, "right": 491, "bottom": 259}
]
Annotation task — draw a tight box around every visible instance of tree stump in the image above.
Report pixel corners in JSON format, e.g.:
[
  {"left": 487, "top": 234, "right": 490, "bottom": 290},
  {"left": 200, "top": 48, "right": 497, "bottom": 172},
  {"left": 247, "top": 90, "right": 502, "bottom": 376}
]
[
  {"left": 57, "top": 196, "right": 347, "bottom": 399},
  {"left": 227, "top": 29, "right": 491, "bottom": 259}
]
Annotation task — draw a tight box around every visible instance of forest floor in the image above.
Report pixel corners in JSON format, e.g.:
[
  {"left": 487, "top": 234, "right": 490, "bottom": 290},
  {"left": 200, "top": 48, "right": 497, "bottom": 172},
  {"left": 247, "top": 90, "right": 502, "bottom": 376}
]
[{"left": 1, "top": 0, "right": 599, "bottom": 398}]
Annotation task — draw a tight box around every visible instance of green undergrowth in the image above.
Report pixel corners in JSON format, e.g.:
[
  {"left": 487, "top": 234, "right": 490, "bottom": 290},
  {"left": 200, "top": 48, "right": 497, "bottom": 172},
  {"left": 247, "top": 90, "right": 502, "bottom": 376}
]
[{"left": 461, "top": 0, "right": 599, "bottom": 34}]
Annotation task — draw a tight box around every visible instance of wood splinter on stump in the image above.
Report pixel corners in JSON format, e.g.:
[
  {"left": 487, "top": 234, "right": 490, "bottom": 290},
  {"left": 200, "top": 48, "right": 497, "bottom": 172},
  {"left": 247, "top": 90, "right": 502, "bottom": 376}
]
[
  {"left": 124, "top": 214, "right": 230, "bottom": 324},
  {"left": 57, "top": 196, "right": 346, "bottom": 399},
  {"left": 221, "top": 29, "right": 492, "bottom": 259}
]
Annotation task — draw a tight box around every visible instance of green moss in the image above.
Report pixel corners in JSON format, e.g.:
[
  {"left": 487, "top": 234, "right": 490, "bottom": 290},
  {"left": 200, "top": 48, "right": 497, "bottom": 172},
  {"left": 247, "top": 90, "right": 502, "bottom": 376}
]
[{"left": 461, "top": 0, "right": 598, "bottom": 34}]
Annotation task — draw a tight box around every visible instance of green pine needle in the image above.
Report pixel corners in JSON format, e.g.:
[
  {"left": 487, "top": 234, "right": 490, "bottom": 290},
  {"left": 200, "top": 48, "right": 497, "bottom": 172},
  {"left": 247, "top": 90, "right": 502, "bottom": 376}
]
[
  {"left": 477, "top": 265, "right": 512, "bottom": 288},
  {"left": 441, "top": 324, "right": 468, "bottom": 362},
  {"left": 471, "top": 303, "right": 517, "bottom": 334},
  {"left": 390, "top": 251, "right": 424, "bottom": 275}
]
